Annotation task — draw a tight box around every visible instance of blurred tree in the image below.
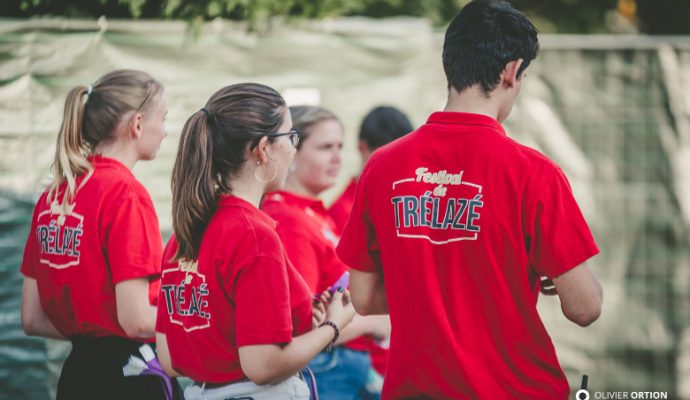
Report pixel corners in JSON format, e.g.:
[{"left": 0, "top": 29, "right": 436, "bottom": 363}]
[
  {"left": 636, "top": 0, "right": 690, "bottom": 34},
  {"left": 511, "top": 0, "right": 617, "bottom": 33},
  {"left": 0, "top": 0, "right": 687, "bottom": 34}
]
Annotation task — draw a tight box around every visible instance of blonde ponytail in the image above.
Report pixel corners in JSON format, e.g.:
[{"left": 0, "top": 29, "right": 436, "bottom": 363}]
[
  {"left": 48, "top": 86, "right": 92, "bottom": 212},
  {"left": 45, "top": 69, "right": 163, "bottom": 213}
]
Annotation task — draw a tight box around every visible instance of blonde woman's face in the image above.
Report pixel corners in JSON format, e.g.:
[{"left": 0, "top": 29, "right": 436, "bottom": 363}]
[
  {"left": 138, "top": 92, "right": 168, "bottom": 161},
  {"left": 291, "top": 118, "right": 343, "bottom": 196}
]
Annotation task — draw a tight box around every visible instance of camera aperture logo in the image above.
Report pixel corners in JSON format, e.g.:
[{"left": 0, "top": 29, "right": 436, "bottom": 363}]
[
  {"left": 575, "top": 375, "right": 669, "bottom": 399},
  {"left": 576, "top": 375, "right": 591, "bottom": 400}
]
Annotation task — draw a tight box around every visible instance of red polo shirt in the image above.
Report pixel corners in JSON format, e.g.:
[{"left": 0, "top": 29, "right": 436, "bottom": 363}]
[
  {"left": 156, "top": 195, "right": 313, "bottom": 383},
  {"left": 329, "top": 177, "right": 357, "bottom": 236},
  {"left": 337, "top": 112, "right": 600, "bottom": 399},
  {"left": 262, "top": 191, "right": 346, "bottom": 294},
  {"left": 262, "top": 190, "right": 370, "bottom": 352},
  {"left": 20, "top": 155, "right": 163, "bottom": 339},
  {"left": 330, "top": 178, "right": 390, "bottom": 375}
]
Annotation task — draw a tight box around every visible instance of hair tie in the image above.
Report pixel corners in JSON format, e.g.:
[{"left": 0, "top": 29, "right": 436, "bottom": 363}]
[
  {"left": 84, "top": 84, "right": 93, "bottom": 103},
  {"left": 200, "top": 107, "right": 211, "bottom": 118}
]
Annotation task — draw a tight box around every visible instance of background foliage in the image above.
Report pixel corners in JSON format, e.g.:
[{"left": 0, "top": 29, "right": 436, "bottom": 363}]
[{"left": 1, "top": 0, "right": 689, "bottom": 34}]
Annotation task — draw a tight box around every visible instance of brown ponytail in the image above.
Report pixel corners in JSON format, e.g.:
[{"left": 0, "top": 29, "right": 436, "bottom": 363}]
[
  {"left": 171, "top": 111, "right": 219, "bottom": 261},
  {"left": 48, "top": 69, "right": 163, "bottom": 212},
  {"left": 172, "top": 83, "right": 287, "bottom": 261}
]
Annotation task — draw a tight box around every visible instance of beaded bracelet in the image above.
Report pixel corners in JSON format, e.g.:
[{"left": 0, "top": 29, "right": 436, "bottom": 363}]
[{"left": 319, "top": 320, "right": 339, "bottom": 351}]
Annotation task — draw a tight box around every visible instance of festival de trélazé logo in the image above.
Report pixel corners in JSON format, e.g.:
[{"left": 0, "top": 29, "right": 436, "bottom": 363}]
[{"left": 390, "top": 167, "right": 484, "bottom": 245}]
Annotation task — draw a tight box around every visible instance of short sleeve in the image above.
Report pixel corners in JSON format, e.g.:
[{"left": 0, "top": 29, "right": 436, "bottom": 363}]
[
  {"left": 525, "top": 166, "right": 599, "bottom": 279},
  {"left": 279, "top": 232, "right": 322, "bottom": 293},
  {"left": 234, "top": 255, "right": 293, "bottom": 347},
  {"left": 20, "top": 199, "right": 44, "bottom": 278},
  {"left": 106, "top": 190, "right": 163, "bottom": 284},
  {"left": 336, "top": 164, "right": 380, "bottom": 273}
]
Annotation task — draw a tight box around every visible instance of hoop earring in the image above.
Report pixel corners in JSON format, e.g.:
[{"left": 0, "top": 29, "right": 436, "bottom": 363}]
[{"left": 254, "top": 160, "right": 277, "bottom": 183}]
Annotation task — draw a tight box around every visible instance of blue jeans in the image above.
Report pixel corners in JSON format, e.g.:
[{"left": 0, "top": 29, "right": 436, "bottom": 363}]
[{"left": 306, "top": 347, "right": 378, "bottom": 400}]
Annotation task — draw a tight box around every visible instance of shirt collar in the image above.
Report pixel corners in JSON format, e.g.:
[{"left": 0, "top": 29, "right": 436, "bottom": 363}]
[
  {"left": 264, "top": 190, "right": 327, "bottom": 215},
  {"left": 88, "top": 155, "right": 135, "bottom": 176},
  {"left": 426, "top": 112, "right": 507, "bottom": 137},
  {"left": 218, "top": 194, "right": 276, "bottom": 229}
]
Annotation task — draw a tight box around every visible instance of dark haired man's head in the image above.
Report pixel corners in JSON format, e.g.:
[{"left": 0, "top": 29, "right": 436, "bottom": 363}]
[
  {"left": 358, "top": 106, "right": 413, "bottom": 163},
  {"left": 442, "top": 0, "right": 539, "bottom": 96},
  {"left": 359, "top": 106, "right": 413, "bottom": 150}
]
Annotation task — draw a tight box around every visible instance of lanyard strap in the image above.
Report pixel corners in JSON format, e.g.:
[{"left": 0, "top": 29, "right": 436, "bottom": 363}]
[{"left": 301, "top": 366, "right": 319, "bottom": 400}]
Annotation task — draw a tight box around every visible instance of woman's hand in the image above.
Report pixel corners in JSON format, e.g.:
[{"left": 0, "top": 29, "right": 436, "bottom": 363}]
[
  {"left": 325, "top": 289, "right": 356, "bottom": 331},
  {"left": 239, "top": 289, "right": 354, "bottom": 385},
  {"left": 312, "top": 290, "right": 330, "bottom": 329}
]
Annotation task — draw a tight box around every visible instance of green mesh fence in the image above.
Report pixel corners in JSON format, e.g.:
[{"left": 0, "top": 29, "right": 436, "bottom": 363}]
[{"left": 0, "top": 19, "right": 688, "bottom": 399}]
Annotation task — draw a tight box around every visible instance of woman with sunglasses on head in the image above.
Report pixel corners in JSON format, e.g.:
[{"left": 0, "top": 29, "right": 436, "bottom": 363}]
[
  {"left": 155, "top": 83, "right": 355, "bottom": 400},
  {"left": 261, "top": 105, "right": 391, "bottom": 400},
  {"left": 20, "top": 69, "right": 177, "bottom": 399}
]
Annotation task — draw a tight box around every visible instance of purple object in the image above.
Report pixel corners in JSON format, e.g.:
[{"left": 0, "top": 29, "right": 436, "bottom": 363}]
[
  {"left": 312, "top": 271, "right": 350, "bottom": 300},
  {"left": 144, "top": 358, "right": 173, "bottom": 400},
  {"left": 303, "top": 366, "right": 319, "bottom": 400},
  {"left": 123, "top": 344, "right": 174, "bottom": 400},
  {"left": 327, "top": 271, "right": 350, "bottom": 294},
  {"left": 141, "top": 366, "right": 173, "bottom": 400}
]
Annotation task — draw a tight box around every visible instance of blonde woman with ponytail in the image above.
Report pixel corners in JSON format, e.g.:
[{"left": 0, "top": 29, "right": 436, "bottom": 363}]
[
  {"left": 20, "top": 70, "right": 178, "bottom": 399},
  {"left": 155, "top": 83, "right": 355, "bottom": 400}
]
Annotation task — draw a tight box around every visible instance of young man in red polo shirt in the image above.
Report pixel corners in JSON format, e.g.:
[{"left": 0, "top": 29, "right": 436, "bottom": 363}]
[{"left": 336, "top": 1, "right": 603, "bottom": 399}]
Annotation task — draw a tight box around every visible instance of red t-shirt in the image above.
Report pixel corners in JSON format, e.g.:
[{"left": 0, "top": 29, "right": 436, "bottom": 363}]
[
  {"left": 330, "top": 178, "right": 390, "bottom": 374},
  {"left": 328, "top": 177, "right": 357, "bottom": 236},
  {"left": 262, "top": 190, "right": 370, "bottom": 352},
  {"left": 20, "top": 155, "right": 163, "bottom": 339},
  {"left": 337, "top": 112, "right": 600, "bottom": 399},
  {"left": 262, "top": 191, "right": 346, "bottom": 294},
  {"left": 156, "top": 195, "right": 313, "bottom": 383}
]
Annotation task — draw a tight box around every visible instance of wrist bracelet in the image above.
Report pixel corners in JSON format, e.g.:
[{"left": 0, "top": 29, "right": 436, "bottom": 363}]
[{"left": 319, "top": 320, "right": 339, "bottom": 351}]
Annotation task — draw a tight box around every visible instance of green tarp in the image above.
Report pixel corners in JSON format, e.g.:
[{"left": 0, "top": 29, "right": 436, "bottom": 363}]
[{"left": 0, "top": 17, "right": 688, "bottom": 399}]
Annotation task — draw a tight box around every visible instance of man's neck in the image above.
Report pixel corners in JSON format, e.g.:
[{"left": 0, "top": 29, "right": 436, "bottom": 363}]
[{"left": 443, "top": 86, "right": 501, "bottom": 121}]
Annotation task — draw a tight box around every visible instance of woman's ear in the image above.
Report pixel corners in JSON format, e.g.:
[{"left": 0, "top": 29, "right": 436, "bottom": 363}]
[
  {"left": 252, "top": 136, "right": 271, "bottom": 165},
  {"left": 129, "top": 113, "right": 144, "bottom": 140}
]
